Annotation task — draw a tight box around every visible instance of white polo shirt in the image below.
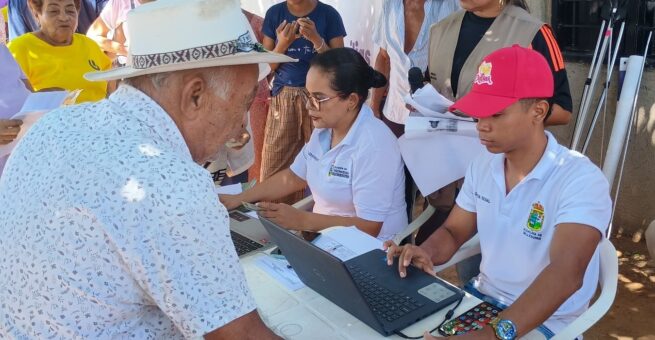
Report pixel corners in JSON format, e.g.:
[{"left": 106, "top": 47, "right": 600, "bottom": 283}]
[
  {"left": 372, "top": 0, "right": 459, "bottom": 124},
  {"left": 290, "top": 105, "right": 407, "bottom": 241},
  {"left": 456, "top": 131, "right": 611, "bottom": 333}
]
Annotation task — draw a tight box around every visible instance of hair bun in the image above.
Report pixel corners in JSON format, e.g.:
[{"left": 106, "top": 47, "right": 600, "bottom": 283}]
[{"left": 368, "top": 67, "right": 387, "bottom": 89}]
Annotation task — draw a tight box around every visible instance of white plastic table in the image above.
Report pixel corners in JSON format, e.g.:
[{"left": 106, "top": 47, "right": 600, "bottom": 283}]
[{"left": 240, "top": 253, "right": 544, "bottom": 339}]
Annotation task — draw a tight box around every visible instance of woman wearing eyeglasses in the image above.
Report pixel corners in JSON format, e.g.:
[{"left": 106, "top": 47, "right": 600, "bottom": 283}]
[{"left": 220, "top": 48, "right": 407, "bottom": 241}]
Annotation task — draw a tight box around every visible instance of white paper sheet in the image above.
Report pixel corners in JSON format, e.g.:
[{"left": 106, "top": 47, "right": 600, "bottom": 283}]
[
  {"left": 214, "top": 183, "right": 243, "bottom": 195},
  {"left": 255, "top": 255, "right": 306, "bottom": 291},
  {"left": 17, "top": 91, "right": 77, "bottom": 114},
  {"left": 244, "top": 210, "right": 259, "bottom": 220},
  {"left": 0, "top": 90, "right": 79, "bottom": 159},
  {"left": 399, "top": 134, "right": 485, "bottom": 197},
  {"left": 403, "top": 84, "right": 455, "bottom": 117},
  {"left": 312, "top": 226, "right": 383, "bottom": 261}
]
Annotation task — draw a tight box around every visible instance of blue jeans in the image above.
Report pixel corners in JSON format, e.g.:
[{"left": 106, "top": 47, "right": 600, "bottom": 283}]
[{"left": 463, "top": 280, "right": 556, "bottom": 339}]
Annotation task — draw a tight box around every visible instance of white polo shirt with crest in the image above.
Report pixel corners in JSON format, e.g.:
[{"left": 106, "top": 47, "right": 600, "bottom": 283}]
[
  {"left": 455, "top": 131, "right": 612, "bottom": 333},
  {"left": 290, "top": 105, "right": 407, "bottom": 241}
]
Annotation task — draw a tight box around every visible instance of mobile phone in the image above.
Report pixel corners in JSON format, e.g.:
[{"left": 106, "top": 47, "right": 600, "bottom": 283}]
[
  {"left": 438, "top": 301, "right": 503, "bottom": 336},
  {"left": 301, "top": 230, "right": 321, "bottom": 242}
]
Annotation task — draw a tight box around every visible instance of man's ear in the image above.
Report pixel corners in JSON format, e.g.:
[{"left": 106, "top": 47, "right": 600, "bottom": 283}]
[
  {"left": 179, "top": 74, "right": 207, "bottom": 121},
  {"left": 532, "top": 99, "right": 550, "bottom": 124}
]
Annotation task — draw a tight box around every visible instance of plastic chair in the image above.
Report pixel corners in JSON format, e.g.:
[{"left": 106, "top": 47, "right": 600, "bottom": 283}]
[
  {"left": 552, "top": 238, "right": 618, "bottom": 339},
  {"left": 291, "top": 191, "right": 436, "bottom": 245},
  {"left": 430, "top": 236, "right": 618, "bottom": 339}
]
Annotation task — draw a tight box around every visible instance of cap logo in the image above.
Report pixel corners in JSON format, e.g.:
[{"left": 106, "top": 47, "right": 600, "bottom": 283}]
[{"left": 474, "top": 61, "right": 493, "bottom": 86}]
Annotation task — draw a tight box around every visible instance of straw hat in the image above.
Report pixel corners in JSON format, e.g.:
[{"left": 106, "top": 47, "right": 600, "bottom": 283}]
[{"left": 85, "top": 0, "right": 295, "bottom": 81}]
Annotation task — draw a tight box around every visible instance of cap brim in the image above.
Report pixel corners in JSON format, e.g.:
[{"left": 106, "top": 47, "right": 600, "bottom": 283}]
[
  {"left": 449, "top": 92, "right": 519, "bottom": 119},
  {"left": 85, "top": 50, "right": 296, "bottom": 82}
]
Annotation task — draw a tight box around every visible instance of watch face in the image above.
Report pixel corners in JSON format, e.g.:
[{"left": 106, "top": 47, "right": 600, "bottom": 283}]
[{"left": 496, "top": 319, "right": 517, "bottom": 340}]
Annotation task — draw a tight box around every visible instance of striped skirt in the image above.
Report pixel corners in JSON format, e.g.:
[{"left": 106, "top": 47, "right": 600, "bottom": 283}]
[{"left": 260, "top": 86, "right": 312, "bottom": 204}]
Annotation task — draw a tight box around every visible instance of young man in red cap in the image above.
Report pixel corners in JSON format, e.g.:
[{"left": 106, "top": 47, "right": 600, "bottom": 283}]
[{"left": 385, "top": 45, "right": 611, "bottom": 339}]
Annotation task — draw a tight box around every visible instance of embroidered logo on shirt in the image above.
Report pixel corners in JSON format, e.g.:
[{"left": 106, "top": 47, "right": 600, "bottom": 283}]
[
  {"left": 328, "top": 164, "right": 350, "bottom": 179},
  {"left": 473, "top": 61, "right": 493, "bottom": 86},
  {"left": 89, "top": 60, "right": 100, "bottom": 71},
  {"left": 523, "top": 202, "right": 544, "bottom": 240}
]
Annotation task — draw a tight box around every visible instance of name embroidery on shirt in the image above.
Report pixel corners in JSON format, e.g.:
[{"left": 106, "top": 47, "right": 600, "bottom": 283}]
[
  {"left": 474, "top": 192, "right": 491, "bottom": 203},
  {"left": 523, "top": 202, "right": 545, "bottom": 240}
]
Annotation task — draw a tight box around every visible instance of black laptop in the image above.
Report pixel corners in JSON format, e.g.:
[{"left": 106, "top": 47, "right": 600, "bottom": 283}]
[{"left": 259, "top": 217, "right": 464, "bottom": 336}]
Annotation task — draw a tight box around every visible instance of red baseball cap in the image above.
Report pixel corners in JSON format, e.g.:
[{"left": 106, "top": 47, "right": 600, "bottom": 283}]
[{"left": 449, "top": 44, "right": 554, "bottom": 118}]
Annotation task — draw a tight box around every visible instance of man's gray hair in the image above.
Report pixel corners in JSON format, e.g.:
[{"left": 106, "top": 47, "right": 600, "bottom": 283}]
[{"left": 122, "top": 66, "right": 237, "bottom": 101}]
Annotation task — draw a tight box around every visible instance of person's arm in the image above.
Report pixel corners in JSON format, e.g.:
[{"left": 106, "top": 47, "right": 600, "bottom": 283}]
[
  {"left": 204, "top": 310, "right": 280, "bottom": 340},
  {"left": 258, "top": 202, "right": 383, "bottom": 237},
  {"left": 546, "top": 103, "right": 571, "bottom": 125},
  {"left": 384, "top": 205, "right": 477, "bottom": 277},
  {"left": 326, "top": 36, "right": 344, "bottom": 49},
  {"left": 371, "top": 48, "right": 390, "bottom": 118},
  {"left": 219, "top": 168, "right": 306, "bottom": 210},
  {"left": 487, "top": 224, "right": 602, "bottom": 338},
  {"left": 86, "top": 17, "right": 128, "bottom": 59},
  {"left": 532, "top": 25, "right": 573, "bottom": 126},
  {"left": 385, "top": 161, "right": 479, "bottom": 277}
]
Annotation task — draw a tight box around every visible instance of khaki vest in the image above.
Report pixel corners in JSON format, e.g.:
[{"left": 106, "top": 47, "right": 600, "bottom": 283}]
[{"left": 428, "top": 6, "right": 543, "bottom": 101}]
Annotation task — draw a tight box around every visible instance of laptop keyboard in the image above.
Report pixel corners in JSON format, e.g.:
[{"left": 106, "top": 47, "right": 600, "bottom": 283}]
[
  {"left": 230, "top": 230, "right": 263, "bottom": 256},
  {"left": 348, "top": 264, "right": 424, "bottom": 323}
]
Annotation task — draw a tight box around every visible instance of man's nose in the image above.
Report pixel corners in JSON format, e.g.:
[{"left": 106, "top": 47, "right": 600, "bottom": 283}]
[{"left": 476, "top": 118, "right": 491, "bottom": 132}]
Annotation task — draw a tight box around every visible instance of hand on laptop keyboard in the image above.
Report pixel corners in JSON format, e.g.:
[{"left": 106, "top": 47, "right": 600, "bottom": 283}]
[{"left": 383, "top": 240, "right": 436, "bottom": 278}]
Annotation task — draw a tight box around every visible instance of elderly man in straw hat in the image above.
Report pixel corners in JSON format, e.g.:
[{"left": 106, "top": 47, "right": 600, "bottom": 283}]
[{"left": 0, "top": 0, "right": 293, "bottom": 338}]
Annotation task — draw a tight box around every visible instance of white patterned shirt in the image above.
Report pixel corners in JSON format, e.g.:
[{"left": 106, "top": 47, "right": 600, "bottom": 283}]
[
  {"left": 373, "top": 0, "right": 459, "bottom": 124},
  {"left": 0, "top": 85, "right": 256, "bottom": 339}
]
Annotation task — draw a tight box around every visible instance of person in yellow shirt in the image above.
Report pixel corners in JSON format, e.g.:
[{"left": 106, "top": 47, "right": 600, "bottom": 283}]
[{"left": 8, "top": 0, "right": 110, "bottom": 103}]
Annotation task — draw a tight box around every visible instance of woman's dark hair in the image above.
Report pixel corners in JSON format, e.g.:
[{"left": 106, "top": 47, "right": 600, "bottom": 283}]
[
  {"left": 310, "top": 47, "right": 387, "bottom": 110},
  {"left": 29, "top": 0, "right": 81, "bottom": 14},
  {"left": 505, "top": 0, "right": 530, "bottom": 12}
]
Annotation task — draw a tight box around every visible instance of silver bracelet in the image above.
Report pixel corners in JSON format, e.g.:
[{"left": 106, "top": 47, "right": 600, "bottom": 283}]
[{"left": 314, "top": 39, "right": 326, "bottom": 52}]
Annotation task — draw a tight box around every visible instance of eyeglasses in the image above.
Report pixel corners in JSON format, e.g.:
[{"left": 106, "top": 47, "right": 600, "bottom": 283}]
[{"left": 307, "top": 94, "right": 340, "bottom": 111}]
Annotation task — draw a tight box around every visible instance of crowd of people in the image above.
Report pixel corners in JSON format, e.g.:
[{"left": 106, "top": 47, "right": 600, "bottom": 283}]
[{"left": 0, "top": 0, "right": 611, "bottom": 339}]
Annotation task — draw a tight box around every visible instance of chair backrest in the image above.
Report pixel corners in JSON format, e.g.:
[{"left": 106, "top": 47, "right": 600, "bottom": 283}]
[{"left": 552, "top": 238, "right": 618, "bottom": 339}]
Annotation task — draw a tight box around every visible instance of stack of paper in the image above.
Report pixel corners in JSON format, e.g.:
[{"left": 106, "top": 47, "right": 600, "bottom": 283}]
[
  {"left": 399, "top": 133, "right": 484, "bottom": 197},
  {"left": 403, "top": 84, "right": 454, "bottom": 117},
  {"left": 312, "top": 226, "right": 383, "bottom": 261}
]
